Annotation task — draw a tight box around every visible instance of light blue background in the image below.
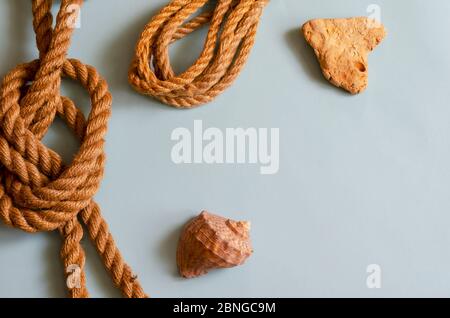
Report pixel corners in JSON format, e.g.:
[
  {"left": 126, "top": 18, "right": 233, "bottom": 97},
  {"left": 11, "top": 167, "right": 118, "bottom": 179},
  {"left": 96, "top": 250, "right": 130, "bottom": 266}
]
[{"left": 1, "top": 0, "right": 450, "bottom": 297}]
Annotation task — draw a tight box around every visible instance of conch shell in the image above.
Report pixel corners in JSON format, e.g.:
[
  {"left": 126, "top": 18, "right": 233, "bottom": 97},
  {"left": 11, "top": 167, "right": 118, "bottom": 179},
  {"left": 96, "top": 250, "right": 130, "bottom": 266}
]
[{"left": 176, "top": 211, "right": 253, "bottom": 278}]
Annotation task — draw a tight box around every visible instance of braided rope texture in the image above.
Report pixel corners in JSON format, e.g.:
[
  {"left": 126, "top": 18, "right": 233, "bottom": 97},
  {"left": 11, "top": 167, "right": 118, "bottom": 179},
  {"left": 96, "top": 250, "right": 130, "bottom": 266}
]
[
  {"left": 129, "top": 0, "right": 269, "bottom": 108},
  {"left": 0, "top": 0, "right": 147, "bottom": 298}
]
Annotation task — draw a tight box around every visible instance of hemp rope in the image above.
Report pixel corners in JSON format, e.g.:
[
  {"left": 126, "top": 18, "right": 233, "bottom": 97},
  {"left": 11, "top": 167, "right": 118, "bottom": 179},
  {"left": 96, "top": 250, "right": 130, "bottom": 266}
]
[
  {"left": 129, "top": 0, "right": 269, "bottom": 108},
  {"left": 0, "top": 0, "right": 146, "bottom": 298}
]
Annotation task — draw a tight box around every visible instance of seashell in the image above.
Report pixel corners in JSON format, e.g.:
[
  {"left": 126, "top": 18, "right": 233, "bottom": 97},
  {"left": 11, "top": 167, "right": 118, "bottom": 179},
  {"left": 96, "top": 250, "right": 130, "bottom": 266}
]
[{"left": 176, "top": 211, "right": 253, "bottom": 278}]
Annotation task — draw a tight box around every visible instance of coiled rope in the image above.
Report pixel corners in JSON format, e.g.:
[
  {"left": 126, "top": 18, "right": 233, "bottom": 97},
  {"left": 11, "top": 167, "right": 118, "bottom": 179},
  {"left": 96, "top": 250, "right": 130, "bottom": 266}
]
[
  {"left": 0, "top": 0, "right": 147, "bottom": 298},
  {"left": 129, "top": 0, "right": 269, "bottom": 108}
]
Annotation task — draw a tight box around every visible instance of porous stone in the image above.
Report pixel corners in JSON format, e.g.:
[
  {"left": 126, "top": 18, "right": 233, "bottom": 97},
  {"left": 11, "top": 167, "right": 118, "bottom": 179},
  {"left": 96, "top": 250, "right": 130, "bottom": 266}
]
[{"left": 302, "top": 17, "right": 386, "bottom": 94}]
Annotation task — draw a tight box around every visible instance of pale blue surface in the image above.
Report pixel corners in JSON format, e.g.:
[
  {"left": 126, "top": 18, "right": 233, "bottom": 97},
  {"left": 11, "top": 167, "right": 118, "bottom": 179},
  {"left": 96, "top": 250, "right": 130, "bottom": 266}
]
[{"left": 0, "top": 0, "right": 450, "bottom": 297}]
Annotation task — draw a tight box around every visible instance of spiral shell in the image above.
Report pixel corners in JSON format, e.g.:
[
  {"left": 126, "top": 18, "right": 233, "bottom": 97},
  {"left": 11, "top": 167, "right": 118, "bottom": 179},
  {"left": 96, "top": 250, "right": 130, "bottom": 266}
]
[{"left": 176, "top": 211, "right": 253, "bottom": 278}]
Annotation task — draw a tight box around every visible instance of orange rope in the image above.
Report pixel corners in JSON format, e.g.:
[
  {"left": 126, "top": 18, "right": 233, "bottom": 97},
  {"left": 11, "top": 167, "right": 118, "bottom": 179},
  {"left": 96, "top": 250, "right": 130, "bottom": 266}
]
[
  {"left": 129, "top": 0, "right": 269, "bottom": 108},
  {"left": 0, "top": 0, "right": 146, "bottom": 298}
]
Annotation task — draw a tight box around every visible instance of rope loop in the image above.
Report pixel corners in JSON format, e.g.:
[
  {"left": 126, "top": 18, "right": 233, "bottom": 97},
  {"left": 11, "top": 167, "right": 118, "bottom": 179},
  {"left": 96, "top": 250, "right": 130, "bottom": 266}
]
[{"left": 129, "top": 0, "right": 269, "bottom": 108}]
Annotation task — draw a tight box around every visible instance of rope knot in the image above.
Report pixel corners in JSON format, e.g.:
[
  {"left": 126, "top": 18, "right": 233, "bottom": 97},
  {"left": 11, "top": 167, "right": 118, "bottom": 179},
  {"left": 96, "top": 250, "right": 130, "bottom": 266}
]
[
  {"left": 0, "top": 0, "right": 146, "bottom": 298},
  {"left": 0, "top": 0, "right": 109, "bottom": 233}
]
